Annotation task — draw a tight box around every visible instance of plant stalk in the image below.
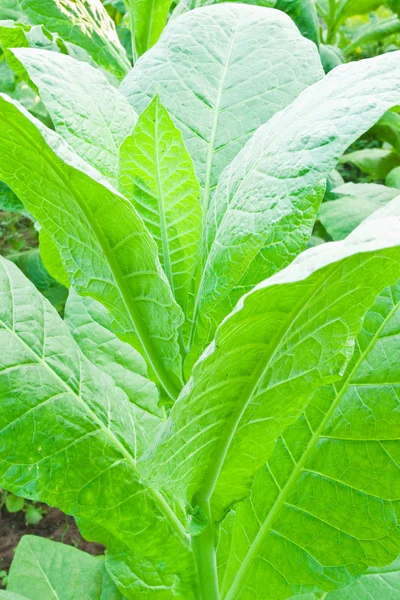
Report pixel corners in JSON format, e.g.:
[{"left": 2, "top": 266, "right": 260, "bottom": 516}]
[{"left": 191, "top": 497, "right": 220, "bottom": 600}]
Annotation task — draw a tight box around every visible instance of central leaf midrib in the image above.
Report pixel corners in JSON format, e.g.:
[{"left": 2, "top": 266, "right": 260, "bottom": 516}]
[{"left": 223, "top": 291, "right": 400, "bottom": 600}]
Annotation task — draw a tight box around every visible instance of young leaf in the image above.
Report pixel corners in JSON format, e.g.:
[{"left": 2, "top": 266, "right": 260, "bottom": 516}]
[
  {"left": 319, "top": 182, "right": 400, "bottom": 240},
  {"left": 119, "top": 95, "right": 202, "bottom": 331},
  {"left": 124, "top": 0, "right": 173, "bottom": 58},
  {"left": 0, "top": 257, "right": 196, "bottom": 599},
  {"left": 218, "top": 275, "right": 400, "bottom": 600},
  {"left": 0, "top": 94, "right": 183, "bottom": 399},
  {"left": 120, "top": 4, "right": 324, "bottom": 213},
  {"left": 141, "top": 198, "right": 400, "bottom": 525},
  {"left": 10, "top": 48, "right": 137, "bottom": 185},
  {"left": 5, "top": 0, "right": 130, "bottom": 79},
  {"left": 189, "top": 50, "right": 400, "bottom": 367},
  {"left": 7, "top": 536, "right": 122, "bottom": 599},
  {"left": 65, "top": 288, "right": 161, "bottom": 419}
]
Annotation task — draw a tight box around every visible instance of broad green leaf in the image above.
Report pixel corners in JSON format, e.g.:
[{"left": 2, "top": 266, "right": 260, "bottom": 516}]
[
  {"left": 124, "top": 0, "right": 173, "bottom": 58},
  {"left": 119, "top": 95, "right": 201, "bottom": 329},
  {"left": 275, "top": 0, "right": 319, "bottom": 46},
  {"left": 120, "top": 5, "right": 323, "bottom": 213},
  {"left": 0, "top": 257, "right": 196, "bottom": 599},
  {"left": 218, "top": 272, "right": 400, "bottom": 600},
  {"left": 7, "top": 536, "right": 122, "bottom": 599},
  {"left": 8, "top": 249, "right": 68, "bottom": 312},
  {"left": 189, "top": 51, "right": 400, "bottom": 366},
  {"left": 387, "top": 165, "right": 400, "bottom": 188},
  {"left": 173, "top": 0, "right": 277, "bottom": 14},
  {"left": 340, "top": 148, "right": 400, "bottom": 180},
  {"left": 0, "top": 94, "right": 183, "bottom": 400},
  {"left": 319, "top": 182, "right": 400, "bottom": 240},
  {"left": 0, "top": 594, "right": 28, "bottom": 600},
  {"left": 141, "top": 197, "right": 400, "bottom": 523},
  {"left": 370, "top": 109, "right": 400, "bottom": 153},
  {"left": 3, "top": 0, "right": 130, "bottom": 79},
  {"left": 11, "top": 48, "right": 137, "bottom": 185},
  {"left": 65, "top": 288, "right": 161, "bottom": 419}
]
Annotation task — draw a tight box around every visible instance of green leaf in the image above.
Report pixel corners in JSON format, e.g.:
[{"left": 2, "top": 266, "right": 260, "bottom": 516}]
[
  {"left": 335, "top": 0, "right": 383, "bottom": 24},
  {"left": 0, "top": 181, "right": 24, "bottom": 213},
  {"left": 0, "top": 93, "right": 183, "bottom": 400},
  {"left": 189, "top": 51, "right": 400, "bottom": 365},
  {"left": 119, "top": 95, "right": 201, "bottom": 332},
  {"left": 65, "top": 288, "right": 161, "bottom": 420},
  {"left": 275, "top": 0, "right": 319, "bottom": 46},
  {"left": 10, "top": 48, "right": 137, "bottom": 185},
  {"left": 124, "top": 0, "right": 173, "bottom": 58},
  {"left": 141, "top": 196, "right": 400, "bottom": 525},
  {"left": 340, "top": 148, "right": 400, "bottom": 180},
  {"left": 8, "top": 249, "right": 68, "bottom": 312},
  {"left": 0, "top": 257, "right": 196, "bottom": 599},
  {"left": 344, "top": 15, "right": 400, "bottom": 55},
  {"left": 5, "top": 493, "right": 24, "bottom": 513},
  {"left": 218, "top": 272, "right": 400, "bottom": 600},
  {"left": 7, "top": 535, "right": 122, "bottom": 599},
  {"left": 120, "top": 4, "right": 323, "bottom": 214},
  {"left": 0, "top": 593, "right": 28, "bottom": 600},
  {"left": 319, "top": 182, "right": 400, "bottom": 240},
  {"left": 370, "top": 109, "right": 400, "bottom": 154},
  {"left": 4, "top": 0, "right": 130, "bottom": 79},
  {"left": 319, "top": 43, "right": 344, "bottom": 73},
  {"left": 24, "top": 504, "right": 42, "bottom": 525}
]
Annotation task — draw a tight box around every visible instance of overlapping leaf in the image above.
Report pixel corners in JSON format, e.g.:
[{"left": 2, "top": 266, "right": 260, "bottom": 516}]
[
  {"left": 120, "top": 4, "right": 323, "bottom": 212},
  {"left": 218, "top": 271, "right": 400, "bottom": 599},
  {"left": 3, "top": 0, "right": 130, "bottom": 79},
  {"left": 189, "top": 50, "right": 400, "bottom": 365},
  {"left": 141, "top": 198, "right": 400, "bottom": 525},
  {"left": 11, "top": 48, "right": 137, "bottom": 185},
  {"left": 0, "top": 94, "right": 183, "bottom": 399},
  {"left": 6, "top": 536, "right": 122, "bottom": 599},
  {"left": 119, "top": 95, "right": 201, "bottom": 329},
  {"left": 0, "top": 257, "right": 196, "bottom": 599}
]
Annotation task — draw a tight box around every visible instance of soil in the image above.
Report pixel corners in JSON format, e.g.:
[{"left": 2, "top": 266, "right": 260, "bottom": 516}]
[{"left": 0, "top": 503, "right": 105, "bottom": 588}]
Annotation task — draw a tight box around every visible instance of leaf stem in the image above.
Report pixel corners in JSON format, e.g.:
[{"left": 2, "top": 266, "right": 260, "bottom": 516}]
[{"left": 191, "top": 496, "right": 220, "bottom": 600}]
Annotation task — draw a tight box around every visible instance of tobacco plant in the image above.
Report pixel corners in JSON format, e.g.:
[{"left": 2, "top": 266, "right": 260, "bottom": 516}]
[{"left": 2, "top": 2, "right": 400, "bottom": 599}]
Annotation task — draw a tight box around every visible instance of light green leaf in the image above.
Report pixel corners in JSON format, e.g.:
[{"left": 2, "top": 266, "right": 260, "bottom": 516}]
[
  {"left": 65, "top": 288, "right": 161, "bottom": 420},
  {"left": 0, "top": 593, "right": 28, "bottom": 600},
  {"left": 0, "top": 257, "right": 196, "bottom": 599},
  {"left": 10, "top": 48, "right": 137, "bottom": 185},
  {"left": 141, "top": 197, "right": 400, "bottom": 524},
  {"left": 124, "top": 0, "right": 173, "bottom": 58},
  {"left": 340, "top": 148, "right": 400, "bottom": 180},
  {"left": 4, "top": 0, "right": 130, "bottom": 79},
  {"left": 0, "top": 93, "right": 183, "bottom": 400},
  {"left": 319, "top": 182, "right": 400, "bottom": 240},
  {"left": 7, "top": 536, "right": 122, "bottom": 599},
  {"left": 120, "top": 5, "right": 323, "bottom": 213},
  {"left": 218, "top": 272, "right": 400, "bottom": 600},
  {"left": 387, "top": 165, "right": 400, "bottom": 188},
  {"left": 39, "top": 229, "right": 70, "bottom": 289},
  {"left": 335, "top": 0, "right": 383, "bottom": 24},
  {"left": 319, "top": 43, "right": 344, "bottom": 73},
  {"left": 5, "top": 493, "right": 24, "bottom": 513},
  {"left": 119, "top": 95, "right": 201, "bottom": 332},
  {"left": 189, "top": 51, "right": 400, "bottom": 366}
]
